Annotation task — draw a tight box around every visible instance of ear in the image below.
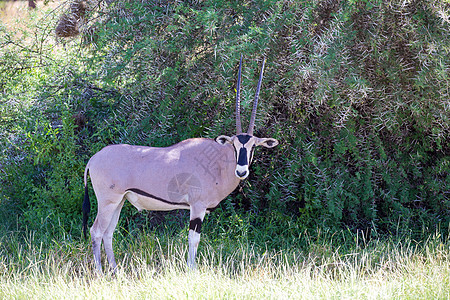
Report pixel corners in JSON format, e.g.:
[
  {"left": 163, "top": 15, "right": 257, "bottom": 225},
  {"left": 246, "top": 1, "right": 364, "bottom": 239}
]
[
  {"left": 255, "top": 137, "right": 279, "bottom": 148},
  {"left": 215, "top": 135, "right": 233, "bottom": 145}
]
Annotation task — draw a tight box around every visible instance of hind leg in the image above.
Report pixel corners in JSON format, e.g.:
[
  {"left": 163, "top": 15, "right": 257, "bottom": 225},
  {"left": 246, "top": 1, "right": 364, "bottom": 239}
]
[
  {"left": 90, "top": 198, "right": 124, "bottom": 273},
  {"left": 102, "top": 199, "right": 125, "bottom": 272}
]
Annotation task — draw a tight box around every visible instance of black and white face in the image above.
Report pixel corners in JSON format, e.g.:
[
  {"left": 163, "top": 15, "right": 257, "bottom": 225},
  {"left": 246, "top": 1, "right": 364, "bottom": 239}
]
[{"left": 216, "top": 134, "right": 279, "bottom": 180}]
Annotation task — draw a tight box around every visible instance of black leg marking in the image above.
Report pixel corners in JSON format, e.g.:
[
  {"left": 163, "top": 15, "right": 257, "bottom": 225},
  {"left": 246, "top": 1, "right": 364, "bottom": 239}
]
[{"left": 189, "top": 218, "right": 202, "bottom": 233}]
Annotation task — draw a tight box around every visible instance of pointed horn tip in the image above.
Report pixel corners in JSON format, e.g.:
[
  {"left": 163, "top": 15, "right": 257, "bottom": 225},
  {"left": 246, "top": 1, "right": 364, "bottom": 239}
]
[
  {"left": 236, "top": 55, "right": 243, "bottom": 134},
  {"left": 247, "top": 58, "right": 266, "bottom": 135},
  {"left": 260, "top": 58, "right": 266, "bottom": 74}
]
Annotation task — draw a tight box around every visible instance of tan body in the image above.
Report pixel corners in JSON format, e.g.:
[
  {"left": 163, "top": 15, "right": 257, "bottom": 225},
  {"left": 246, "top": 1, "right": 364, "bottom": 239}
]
[
  {"left": 83, "top": 56, "right": 279, "bottom": 272},
  {"left": 84, "top": 139, "right": 241, "bottom": 271},
  {"left": 86, "top": 139, "right": 239, "bottom": 212}
]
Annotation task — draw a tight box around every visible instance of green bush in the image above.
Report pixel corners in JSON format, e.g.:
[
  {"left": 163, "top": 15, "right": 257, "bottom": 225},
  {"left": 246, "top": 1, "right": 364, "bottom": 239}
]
[{"left": 0, "top": 0, "right": 449, "bottom": 240}]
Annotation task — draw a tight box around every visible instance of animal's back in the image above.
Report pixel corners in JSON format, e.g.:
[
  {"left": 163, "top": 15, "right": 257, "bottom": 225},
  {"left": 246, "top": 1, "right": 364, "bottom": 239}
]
[{"left": 86, "top": 139, "right": 237, "bottom": 200}]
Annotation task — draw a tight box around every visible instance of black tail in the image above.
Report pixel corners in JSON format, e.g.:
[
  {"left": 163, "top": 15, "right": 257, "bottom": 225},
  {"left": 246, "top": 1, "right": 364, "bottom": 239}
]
[{"left": 82, "top": 179, "right": 91, "bottom": 240}]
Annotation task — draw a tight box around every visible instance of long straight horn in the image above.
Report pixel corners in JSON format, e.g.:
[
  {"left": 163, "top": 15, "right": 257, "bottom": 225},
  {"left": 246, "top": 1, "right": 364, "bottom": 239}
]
[
  {"left": 235, "top": 55, "right": 243, "bottom": 134},
  {"left": 247, "top": 58, "right": 265, "bottom": 136}
]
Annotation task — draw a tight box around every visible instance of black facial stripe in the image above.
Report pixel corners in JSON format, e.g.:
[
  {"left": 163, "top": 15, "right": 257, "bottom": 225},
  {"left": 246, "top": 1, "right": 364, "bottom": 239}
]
[
  {"left": 189, "top": 218, "right": 202, "bottom": 233},
  {"left": 237, "top": 147, "right": 248, "bottom": 166},
  {"left": 249, "top": 147, "right": 255, "bottom": 163},
  {"left": 231, "top": 145, "right": 239, "bottom": 166},
  {"left": 237, "top": 134, "right": 252, "bottom": 145}
]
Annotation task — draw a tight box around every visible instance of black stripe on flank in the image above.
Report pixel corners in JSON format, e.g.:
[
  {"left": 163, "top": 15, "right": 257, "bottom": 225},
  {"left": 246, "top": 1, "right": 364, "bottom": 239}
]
[
  {"left": 126, "top": 188, "right": 189, "bottom": 207},
  {"left": 189, "top": 218, "right": 202, "bottom": 233}
]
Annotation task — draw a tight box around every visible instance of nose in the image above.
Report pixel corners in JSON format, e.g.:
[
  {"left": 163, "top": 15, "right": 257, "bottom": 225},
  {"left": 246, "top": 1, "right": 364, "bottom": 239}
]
[{"left": 236, "top": 170, "right": 248, "bottom": 179}]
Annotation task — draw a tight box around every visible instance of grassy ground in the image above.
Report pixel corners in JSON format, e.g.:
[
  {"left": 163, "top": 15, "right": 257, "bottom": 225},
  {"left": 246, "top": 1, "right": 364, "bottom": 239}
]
[{"left": 1, "top": 226, "right": 449, "bottom": 299}]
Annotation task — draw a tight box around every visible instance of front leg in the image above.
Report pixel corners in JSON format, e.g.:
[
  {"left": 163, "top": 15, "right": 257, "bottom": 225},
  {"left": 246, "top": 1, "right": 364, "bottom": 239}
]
[{"left": 187, "top": 206, "right": 206, "bottom": 269}]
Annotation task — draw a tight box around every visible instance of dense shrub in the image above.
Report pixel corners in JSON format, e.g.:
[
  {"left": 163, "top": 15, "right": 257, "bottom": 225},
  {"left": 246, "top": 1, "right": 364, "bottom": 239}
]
[{"left": 0, "top": 0, "right": 449, "bottom": 241}]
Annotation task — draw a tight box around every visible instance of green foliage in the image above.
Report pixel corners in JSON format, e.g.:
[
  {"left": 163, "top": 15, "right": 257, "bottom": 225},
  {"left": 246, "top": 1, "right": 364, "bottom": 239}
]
[{"left": 0, "top": 0, "right": 449, "bottom": 241}]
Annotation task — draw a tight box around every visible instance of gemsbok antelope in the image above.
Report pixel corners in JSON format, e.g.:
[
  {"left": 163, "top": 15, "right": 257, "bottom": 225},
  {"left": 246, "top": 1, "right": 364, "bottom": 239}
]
[{"left": 82, "top": 56, "right": 279, "bottom": 272}]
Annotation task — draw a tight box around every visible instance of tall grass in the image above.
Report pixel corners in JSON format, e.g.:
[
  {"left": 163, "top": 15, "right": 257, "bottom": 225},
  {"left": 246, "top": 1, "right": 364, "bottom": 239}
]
[{"left": 1, "top": 227, "right": 449, "bottom": 299}]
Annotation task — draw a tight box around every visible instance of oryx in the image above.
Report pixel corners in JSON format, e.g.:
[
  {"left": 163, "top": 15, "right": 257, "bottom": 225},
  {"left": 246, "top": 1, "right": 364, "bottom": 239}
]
[{"left": 82, "top": 56, "right": 279, "bottom": 272}]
